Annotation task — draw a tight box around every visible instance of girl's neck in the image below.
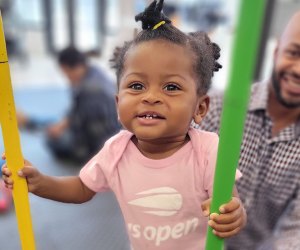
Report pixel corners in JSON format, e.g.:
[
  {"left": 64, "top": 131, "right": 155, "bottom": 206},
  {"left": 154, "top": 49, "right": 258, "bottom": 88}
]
[{"left": 132, "top": 135, "right": 190, "bottom": 160}]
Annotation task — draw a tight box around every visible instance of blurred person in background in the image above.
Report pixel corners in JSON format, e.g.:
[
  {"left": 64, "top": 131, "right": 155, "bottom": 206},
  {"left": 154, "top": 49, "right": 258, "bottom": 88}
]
[
  {"left": 198, "top": 11, "right": 300, "bottom": 250},
  {"left": 163, "top": 3, "right": 180, "bottom": 27},
  {"left": 0, "top": 0, "right": 27, "bottom": 62},
  {"left": 19, "top": 46, "right": 120, "bottom": 164},
  {"left": 189, "top": 0, "right": 227, "bottom": 34}
]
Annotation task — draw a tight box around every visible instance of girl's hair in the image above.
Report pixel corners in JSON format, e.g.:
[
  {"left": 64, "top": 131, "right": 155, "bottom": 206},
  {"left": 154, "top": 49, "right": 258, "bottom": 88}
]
[{"left": 110, "top": 0, "right": 222, "bottom": 95}]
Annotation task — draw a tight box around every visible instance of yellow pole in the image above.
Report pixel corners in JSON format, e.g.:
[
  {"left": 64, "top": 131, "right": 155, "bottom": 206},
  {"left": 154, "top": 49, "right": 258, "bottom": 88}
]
[{"left": 0, "top": 12, "right": 36, "bottom": 250}]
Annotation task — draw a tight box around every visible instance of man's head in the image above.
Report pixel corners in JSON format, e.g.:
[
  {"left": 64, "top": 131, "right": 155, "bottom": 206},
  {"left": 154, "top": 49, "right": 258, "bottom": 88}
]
[
  {"left": 272, "top": 11, "right": 300, "bottom": 108},
  {"left": 58, "top": 47, "right": 87, "bottom": 85}
]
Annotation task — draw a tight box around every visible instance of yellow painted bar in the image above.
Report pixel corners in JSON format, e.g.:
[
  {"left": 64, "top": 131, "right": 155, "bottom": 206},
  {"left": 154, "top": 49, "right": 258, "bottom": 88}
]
[{"left": 0, "top": 12, "right": 36, "bottom": 250}]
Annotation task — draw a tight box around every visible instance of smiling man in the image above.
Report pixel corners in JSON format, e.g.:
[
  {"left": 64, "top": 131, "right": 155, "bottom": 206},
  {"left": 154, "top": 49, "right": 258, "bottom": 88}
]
[
  {"left": 271, "top": 15, "right": 300, "bottom": 110},
  {"left": 198, "top": 11, "right": 300, "bottom": 250}
]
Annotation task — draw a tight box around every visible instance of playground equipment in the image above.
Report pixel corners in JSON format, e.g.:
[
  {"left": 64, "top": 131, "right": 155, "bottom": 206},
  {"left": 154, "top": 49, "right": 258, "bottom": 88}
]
[
  {"left": 205, "top": 1, "right": 266, "bottom": 249},
  {"left": 0, "top": 11, "right": 36, "bottom": 250}
]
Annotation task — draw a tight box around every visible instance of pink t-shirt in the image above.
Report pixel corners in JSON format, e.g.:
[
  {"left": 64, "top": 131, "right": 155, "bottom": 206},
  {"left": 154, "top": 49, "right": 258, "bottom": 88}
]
[{"left": 79, "top": 128, "right": 240, "bottom": 250}]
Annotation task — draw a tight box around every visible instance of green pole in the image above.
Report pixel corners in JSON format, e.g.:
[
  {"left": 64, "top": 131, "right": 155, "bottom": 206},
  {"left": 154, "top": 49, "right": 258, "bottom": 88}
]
[{"left": 205, "top": 1, "right": 266, "bottom": 249}]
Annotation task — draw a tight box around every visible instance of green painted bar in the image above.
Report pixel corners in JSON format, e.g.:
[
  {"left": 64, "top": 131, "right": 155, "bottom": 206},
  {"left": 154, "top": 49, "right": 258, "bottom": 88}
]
[{"left": 205, "top": 1, "right": 266, "bottom": 249}]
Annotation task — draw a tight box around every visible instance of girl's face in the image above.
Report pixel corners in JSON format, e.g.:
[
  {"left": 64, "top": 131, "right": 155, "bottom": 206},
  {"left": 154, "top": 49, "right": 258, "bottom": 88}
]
[{"left": 116, "top": 39, "right": 208, "bottom": 144}]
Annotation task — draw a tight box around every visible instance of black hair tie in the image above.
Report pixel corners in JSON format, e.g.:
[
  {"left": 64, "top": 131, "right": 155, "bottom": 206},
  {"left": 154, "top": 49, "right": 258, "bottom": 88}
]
[{"left": 135, "top": 0, "right": 171, "bottom": 30}]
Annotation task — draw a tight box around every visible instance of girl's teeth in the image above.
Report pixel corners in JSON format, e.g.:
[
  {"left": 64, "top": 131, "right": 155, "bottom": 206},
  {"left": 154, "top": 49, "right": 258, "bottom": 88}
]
[{"left": 142, "top": 114, "right": 159, "bottom": 119}]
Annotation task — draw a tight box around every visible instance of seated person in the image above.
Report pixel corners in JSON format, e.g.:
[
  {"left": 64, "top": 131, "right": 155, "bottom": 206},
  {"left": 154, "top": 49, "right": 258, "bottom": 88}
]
[{"left": 20, "top": 47, "right": 120, "bottom": 164}]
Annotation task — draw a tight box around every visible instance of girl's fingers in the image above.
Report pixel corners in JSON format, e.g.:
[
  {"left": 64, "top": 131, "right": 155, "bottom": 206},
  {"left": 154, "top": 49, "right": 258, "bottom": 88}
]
[
  {"left": 212, "top": 226, "right": 241, "bottom": 238},
  {"left": 1, "top": 152, "right": 6, "bottom": 160},
  {"left": 18, "top": 166, "right": 36, "bottom": 178},
  {"left": 2, "top": 173, "right": 14, "bottom": 185},
  {"left": 4, "top": 182, "right": 13, "bottom": 190},
  {"left": 210, "top": 209, "right": 241, "bottom": 224},
  {"left": 219, "top": 197, "right": 240, "bottom": 213},
  {"left": 201, "top": 198, "right": 211, "bottom": 217},
  {"left": 208, "top": 216, "right": 243, "bottom": 232},
  {"left": 1, "top": 165, "right": 12, "bottom": 176}
]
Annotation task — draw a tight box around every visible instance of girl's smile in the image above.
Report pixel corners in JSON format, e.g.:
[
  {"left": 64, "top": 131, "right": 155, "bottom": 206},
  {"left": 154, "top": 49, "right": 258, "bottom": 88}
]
[{"left": 136, "top": 111, "right": 166, "bottom": 126}]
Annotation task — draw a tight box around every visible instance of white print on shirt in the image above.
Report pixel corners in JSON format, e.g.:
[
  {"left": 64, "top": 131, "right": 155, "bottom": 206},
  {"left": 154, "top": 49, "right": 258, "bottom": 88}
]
[
  {"left": 128, "top": 218, "right": 199, "bottom": 246},
  {"left": 127, "top": 187, "right": 183, "bottom": 216},
  {"left": 127, "top": 187, "right": 198, "bottom": 246}
]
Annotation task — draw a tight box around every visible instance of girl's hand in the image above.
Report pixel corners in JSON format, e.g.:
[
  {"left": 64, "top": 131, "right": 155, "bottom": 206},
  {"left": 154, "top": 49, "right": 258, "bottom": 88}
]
[
  {"left": 1, "top": 154, "right": 43, "bottom": 194},
  {"left": 201, "top": 197, "right": 247, "bottom": 238}
]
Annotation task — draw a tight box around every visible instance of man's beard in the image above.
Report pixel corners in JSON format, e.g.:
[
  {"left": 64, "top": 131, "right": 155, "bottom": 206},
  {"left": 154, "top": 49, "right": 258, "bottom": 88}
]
[{"left": 271, "top": 69, "right": 300, "bottom": 108}]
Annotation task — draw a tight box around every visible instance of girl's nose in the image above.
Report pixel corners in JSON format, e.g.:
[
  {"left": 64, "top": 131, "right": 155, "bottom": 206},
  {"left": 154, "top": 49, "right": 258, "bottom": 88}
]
[{"left": 141, "top": 89, "right": 162, "bottom": 105}]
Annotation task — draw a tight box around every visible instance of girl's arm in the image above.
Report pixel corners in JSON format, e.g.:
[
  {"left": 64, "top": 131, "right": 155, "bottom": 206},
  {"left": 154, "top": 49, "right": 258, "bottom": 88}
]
[{"left": 32, "top": 174, "right": 96, "bottom": 203}]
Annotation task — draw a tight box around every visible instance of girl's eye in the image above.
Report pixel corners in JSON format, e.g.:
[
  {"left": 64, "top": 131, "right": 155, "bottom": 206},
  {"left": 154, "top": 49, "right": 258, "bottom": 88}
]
[
  {"left": 129, "top": 82, "right": 144, "bottom": 90},
  {"left": 164, "top": 83, "right": 181, "bottom": 91}
]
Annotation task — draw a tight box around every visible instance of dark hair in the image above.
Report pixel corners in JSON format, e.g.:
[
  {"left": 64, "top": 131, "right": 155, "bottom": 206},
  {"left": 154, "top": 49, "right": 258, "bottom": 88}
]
[
  {"left": 58, "top": 46, "right": 86, "bottom": 68},
  {"left": 110, "top": 0, "right": 222, "bottom": 95}
]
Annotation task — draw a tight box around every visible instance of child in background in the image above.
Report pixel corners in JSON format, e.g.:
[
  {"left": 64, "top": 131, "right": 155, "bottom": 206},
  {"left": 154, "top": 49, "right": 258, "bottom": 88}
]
[{"left": 2, "top": 0, "right": 246, "bottom": 249}]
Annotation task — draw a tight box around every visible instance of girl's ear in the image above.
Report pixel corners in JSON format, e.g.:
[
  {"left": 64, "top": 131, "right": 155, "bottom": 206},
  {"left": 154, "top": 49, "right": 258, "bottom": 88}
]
[{"left": 193, "top": 95, "right": 209, "bottom": 125}]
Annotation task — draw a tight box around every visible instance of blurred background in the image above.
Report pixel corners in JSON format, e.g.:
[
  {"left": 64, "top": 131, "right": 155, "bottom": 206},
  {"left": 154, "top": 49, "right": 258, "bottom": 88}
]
[{"left": 0, "top": 0, "right": 300, "bottom": 249}]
